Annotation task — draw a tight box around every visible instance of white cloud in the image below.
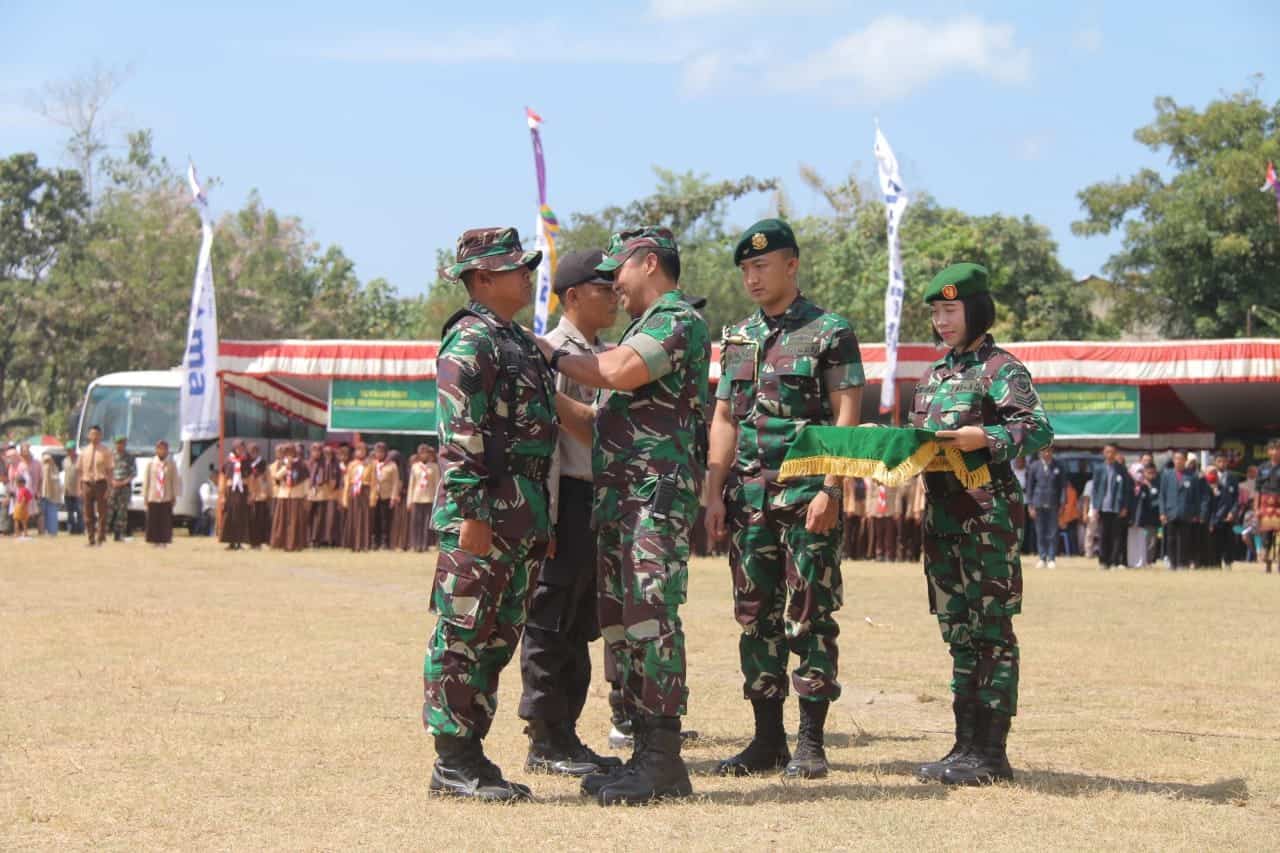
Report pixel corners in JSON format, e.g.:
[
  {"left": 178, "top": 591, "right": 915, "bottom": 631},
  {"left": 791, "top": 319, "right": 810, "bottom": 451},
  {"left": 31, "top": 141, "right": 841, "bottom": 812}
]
[
  {"left": 1073, "top": 27, "right": 1103, "bottom": 54},
  {"left": 680, "top": 54, "right": 726, "bottom": 97},
  {"left": 649, "top": 0, "right": 778, "bottom": 20},
  {"left": 768, "top": 15, "right": 1031, "bottom": 101},
  {"left": 1014, "top": 132, "right": 1053, "bottom": 161}
]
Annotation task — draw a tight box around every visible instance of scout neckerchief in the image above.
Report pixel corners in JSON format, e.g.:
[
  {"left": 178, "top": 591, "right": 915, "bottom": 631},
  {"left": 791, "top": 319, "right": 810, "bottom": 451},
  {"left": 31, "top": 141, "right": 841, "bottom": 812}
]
[
  {"left": 418, "top": 462, "right": 432, "bottom": 493},
  {"left": 876, "top": 485, "right": 888, "bottom": 515},
  {"left": 229, "top": 454, "right": 245, "bottom": 492},
  {"left": 351, "top": 461, "right": 366, "bottom": 496},
  {"left": 155, "top": 458, "right": 166, "bottom": 494}
]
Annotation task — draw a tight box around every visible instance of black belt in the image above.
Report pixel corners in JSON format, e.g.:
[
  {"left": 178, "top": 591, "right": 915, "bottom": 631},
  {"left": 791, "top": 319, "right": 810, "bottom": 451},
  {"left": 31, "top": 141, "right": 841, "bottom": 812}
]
[{"left": 508, "top": 454, "right": 552, "bottom": 481}]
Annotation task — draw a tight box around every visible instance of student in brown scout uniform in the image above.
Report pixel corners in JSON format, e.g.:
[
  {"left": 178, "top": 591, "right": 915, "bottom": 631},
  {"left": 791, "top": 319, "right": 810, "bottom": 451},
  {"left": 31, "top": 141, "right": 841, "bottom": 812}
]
[
  {"left": 283, "top": 444, "right": 310, "bottom": 551},
  {"left": 270, "top": 444, "right": 290, "bottom": 549},
  {"left": 248, "top": 443, "right": 272, "bottom": 549},
  {"left": 77, "top": 425, "right": 114, "bottom": 547},
  {"left": 220, "top": 441, "right": 251, "bottom": 550},
  {"left": 408, "top": 445, "right": 438, "bottom": 552},
  {"left": 389, "top": 449, "right": 411, "bottom": 551},
  {"left": 370, "top": 442, "right": 401, "bottom": 550},
  {"left": 342, "top": 442, "right": 375, "bottom": 551},
  {"left": 308, "top": 444, "right": 342, "bottom": 547},
  {"left": 143, "top": 440, "right": 181, "bottom": 546}
]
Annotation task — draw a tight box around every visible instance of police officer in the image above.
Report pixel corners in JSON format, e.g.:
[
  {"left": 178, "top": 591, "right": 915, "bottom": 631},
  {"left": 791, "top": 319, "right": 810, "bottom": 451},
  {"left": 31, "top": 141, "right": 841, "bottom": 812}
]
[
  {"left": 422, "top": 227, "right": 558, "bottom": 803},
  {"left": 703, "top": 219, "right": 864, "bottom": 779},
  {"left": 517, "top": 250, "right": 624, "bottom": 777},
  {"left": 910, "top": 263, "right": 1053, "bottom": 786},
  {"left": 541, "top": 227, "right": 710, "bottom": 806}
]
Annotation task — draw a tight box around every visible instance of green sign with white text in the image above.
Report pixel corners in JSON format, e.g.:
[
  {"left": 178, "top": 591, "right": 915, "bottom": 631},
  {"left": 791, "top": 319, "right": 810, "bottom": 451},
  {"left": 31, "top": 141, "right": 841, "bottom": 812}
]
[
  {"left": 1038, "top": 383, "right": 1140, "bottom": 438},
  {"left": 328, "top": 379, "right": 437, "bottom": 434}
]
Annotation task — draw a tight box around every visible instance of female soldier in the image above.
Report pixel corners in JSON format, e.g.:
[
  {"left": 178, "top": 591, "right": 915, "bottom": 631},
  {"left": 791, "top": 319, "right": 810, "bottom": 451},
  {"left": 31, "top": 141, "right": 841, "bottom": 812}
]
[{"left": 910, "top": 263, "right": 1052, "bottom": 786}]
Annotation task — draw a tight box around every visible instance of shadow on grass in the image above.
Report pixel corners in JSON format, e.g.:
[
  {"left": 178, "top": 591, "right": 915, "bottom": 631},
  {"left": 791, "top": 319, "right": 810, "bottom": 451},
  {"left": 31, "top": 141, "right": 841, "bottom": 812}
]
[
  {"left": 686, "top": 731, "right": 926, "bottom": 754},
  {"left": 695, "top": 781, "right": 949, "bottom": 806},
  {"left": 847, "top": 760, "right": 1250, "bottom": 804}
]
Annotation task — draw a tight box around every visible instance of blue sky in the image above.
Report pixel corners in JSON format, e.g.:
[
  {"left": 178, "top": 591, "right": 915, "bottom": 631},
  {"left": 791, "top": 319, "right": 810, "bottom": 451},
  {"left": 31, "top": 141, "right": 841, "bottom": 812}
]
[{"left": 3, "top": 1, "right": 1278, "bottom": 298}]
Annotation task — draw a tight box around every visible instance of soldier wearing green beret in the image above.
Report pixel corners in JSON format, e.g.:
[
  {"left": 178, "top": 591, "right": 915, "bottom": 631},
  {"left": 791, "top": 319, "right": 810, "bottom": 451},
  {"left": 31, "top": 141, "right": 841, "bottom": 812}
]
[
  {"left": 422, "top": 226, "right": 559, "bottom": 802},
  {"left": 540, "top": 226, "right": 710, "bottom": 805},
  {"left": 107, "top": 435, "right": 136, "bottom": 542},
  {"left": 704, "top": 218, "right": 865, "bottom": 779},
  {"left": 910, "top": 262, "right": 1052, "bottom": 786}
]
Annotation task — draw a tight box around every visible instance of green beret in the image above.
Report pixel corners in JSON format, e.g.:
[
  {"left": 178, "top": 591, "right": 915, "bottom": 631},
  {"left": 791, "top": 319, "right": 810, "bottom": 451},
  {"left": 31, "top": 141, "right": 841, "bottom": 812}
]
[
  {"left": 65, "top": 441, "right": 76, "bottom": 450},
  {"left": 734, "top": 218, "right": 798, "bottom": 265},
  {"left": 113, "top": 435, "right": 127, "bottom": 443},
  {"left": 924, "top": 263, "right": 989, "bottom": 303}
]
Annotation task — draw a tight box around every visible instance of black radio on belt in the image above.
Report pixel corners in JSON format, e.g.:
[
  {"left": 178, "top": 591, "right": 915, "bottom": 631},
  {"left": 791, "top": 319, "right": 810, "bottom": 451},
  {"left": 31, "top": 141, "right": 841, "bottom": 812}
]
[{"left": 650, "top": 474, "right": 679, "bottom": 520}]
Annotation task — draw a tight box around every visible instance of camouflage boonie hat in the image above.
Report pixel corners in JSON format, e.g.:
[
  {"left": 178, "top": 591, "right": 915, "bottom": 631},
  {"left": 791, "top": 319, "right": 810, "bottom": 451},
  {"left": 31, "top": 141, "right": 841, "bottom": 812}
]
[
  {"left": 444, "top": 227, "right": 542, "bottom": 282},
  {"left": 595, "top": 226, "right": 679, "bottom": 274}
]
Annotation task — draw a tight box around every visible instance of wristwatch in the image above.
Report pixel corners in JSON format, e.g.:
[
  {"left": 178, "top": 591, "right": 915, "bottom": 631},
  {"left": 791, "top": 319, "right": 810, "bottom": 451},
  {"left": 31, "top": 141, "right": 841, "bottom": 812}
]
[{"left": 820, "top": 483, "right": 842, "bottom": 502}]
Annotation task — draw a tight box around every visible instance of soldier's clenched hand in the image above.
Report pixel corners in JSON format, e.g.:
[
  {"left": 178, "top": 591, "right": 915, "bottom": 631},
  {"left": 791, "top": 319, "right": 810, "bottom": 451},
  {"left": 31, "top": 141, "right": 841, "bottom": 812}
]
[
  {"left": 805, "top": 490, "right": 840, "bottom": 535},
  {"left": 705, "top": 495, "right": 728, "bottom": 542},
  {"left": 459, "top": 518, "right": 493, "bottom": 556}
]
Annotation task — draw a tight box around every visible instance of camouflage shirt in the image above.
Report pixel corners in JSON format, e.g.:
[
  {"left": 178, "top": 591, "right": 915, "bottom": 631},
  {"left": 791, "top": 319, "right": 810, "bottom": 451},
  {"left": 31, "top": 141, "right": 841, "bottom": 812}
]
[
  {"left": 433, "top": 300, "right": 559, "bottom": 540},
  {"left": 112, "top": 451, "right": 136, "bottom": 484},
  {"left": 909, "top": 334, "right": 1053, "bottom": 494},
  {"left": 593, "top": 289, "right": 711, "bottom": 498},
  {"left": 718, "top": 294, "right": 864, "bottom": 508}
]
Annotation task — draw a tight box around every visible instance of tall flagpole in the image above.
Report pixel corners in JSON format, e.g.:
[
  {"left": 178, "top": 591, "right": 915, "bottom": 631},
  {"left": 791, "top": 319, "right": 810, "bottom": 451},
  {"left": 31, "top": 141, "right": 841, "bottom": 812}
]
[
  {"left": 874, "top": 123, "right": 910, "bottom": 417},
  {"left": 527, "top": 108, "right": 560, "bottom": 335},
  {"left": 180, "top": 162, "right": 220, "bottom": 441}
]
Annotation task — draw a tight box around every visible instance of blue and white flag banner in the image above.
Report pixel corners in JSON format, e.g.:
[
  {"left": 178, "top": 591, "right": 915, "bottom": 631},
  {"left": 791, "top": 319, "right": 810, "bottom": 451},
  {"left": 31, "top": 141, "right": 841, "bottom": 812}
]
[
  {"left": 874, "top": 125, "right": 910, "bottom": 414},
  {"left": 179, "top": 162, "right": 221, "bottom": 440}
]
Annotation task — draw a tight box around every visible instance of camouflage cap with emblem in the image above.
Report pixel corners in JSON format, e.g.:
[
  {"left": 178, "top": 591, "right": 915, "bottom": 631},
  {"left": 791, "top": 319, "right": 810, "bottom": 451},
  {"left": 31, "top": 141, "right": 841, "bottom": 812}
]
[
  {"left": 924, "top": 262, "right": 989, "bottom": 303},
  {"left": 443, "top": 226, "right": 542, "bottom": 282},
  {"left": 594, "top": 226, "right": 678, "bottom": 274},
  {"left": 733, "top": 218, "right": 798, "bottom": 265}
]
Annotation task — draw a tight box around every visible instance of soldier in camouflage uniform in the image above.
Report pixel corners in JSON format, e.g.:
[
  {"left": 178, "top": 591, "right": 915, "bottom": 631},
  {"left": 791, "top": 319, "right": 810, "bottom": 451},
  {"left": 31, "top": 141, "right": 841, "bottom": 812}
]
[
  {"left": 703, "top": 219, "right": 864, "bottom": 779},
  {"left": 422, "top": 227, "right": 558, "bottom": 803},
  {"left": 909, "top": 263, "right": 1053, "bottom": 786},
  {"left": 541, "top": 227, "right": 710, "bottom": 805},
  {"left": 107, "top": 435, "right": 136, "bottom": 541}
]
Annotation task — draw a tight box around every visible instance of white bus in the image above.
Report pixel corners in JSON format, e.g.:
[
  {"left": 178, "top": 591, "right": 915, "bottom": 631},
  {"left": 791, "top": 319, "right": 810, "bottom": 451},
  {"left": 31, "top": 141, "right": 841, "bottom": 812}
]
[{"left": 76, "top": 370, "right": 325, "bottom": 526}]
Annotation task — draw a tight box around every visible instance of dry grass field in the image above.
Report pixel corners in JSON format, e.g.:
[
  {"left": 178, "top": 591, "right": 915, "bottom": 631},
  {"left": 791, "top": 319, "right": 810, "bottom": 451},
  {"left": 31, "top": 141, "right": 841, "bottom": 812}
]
[{"left": 2, "top": 534, "right": 1279, "bottom": 851}]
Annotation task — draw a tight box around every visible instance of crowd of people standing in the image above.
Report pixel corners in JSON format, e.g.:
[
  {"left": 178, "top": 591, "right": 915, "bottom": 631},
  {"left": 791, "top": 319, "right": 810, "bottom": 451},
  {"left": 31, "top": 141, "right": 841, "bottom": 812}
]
[{"left": 215, "top": 439, "right": 441, "bottom": 554}]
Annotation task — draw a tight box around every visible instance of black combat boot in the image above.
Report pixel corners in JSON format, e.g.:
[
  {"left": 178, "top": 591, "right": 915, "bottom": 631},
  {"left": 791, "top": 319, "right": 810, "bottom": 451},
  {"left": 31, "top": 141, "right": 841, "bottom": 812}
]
[
  {"left": 607, "top": 687, "right": 633, "bottom": 749},
  {"left": 597, "top": 716, "right": 693, "bottom": 806},
  {"left": 783, "top": 700, "right": 830, "bottom": 779},
  {"left": 582, "top": 715, "right": 644, "bottom": 797},
  {"left": 524, "top": 719, "right": 598, "bottom": 776},
  {"left": 941, "top": 709, "right": 1014, "bottom": 786},
  {"left": 917, "top": 697, "right": 978, "bottom": 782},
  {"left": 716, "top": 698, "right": 790, "bottom": 776},
  {"left": 556, "top": 721, "right": 624, "bottom": 772},
  {"left": 429, "top": 734, "right": 532, "bottom": 802}
]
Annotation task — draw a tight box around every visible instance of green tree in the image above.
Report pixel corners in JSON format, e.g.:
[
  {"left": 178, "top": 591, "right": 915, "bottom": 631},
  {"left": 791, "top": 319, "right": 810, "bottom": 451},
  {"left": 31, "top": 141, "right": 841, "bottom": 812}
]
[
  {"left": 0, "top": 152, "right": 90, "bottom": 419},
  {"left": 1073, "top": 83, "right": 1280, "bottom": 338}
]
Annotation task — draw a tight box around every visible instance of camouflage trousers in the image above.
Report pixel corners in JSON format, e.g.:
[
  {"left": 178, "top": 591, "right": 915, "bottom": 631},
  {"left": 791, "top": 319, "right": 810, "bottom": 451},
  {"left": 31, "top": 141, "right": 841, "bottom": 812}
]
[
  {"left": 727, "top": 495, "right": 843, "bottom": 702},
  {"left": 107, "top": 486, "right": 131, "bottom": 536},
  {"left": 422, "top": 531, "right": 547, "bottom": 739},
  {"left": 595, "top": 481, "right": 694, "bottom": 718},
  {"left": 922, "top": 484, "right": 1023, "bottom": 716}
]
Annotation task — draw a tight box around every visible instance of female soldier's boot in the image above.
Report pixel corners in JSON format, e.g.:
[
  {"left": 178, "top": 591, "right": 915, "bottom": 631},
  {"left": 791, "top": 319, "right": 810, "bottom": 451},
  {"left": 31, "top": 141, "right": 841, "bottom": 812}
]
[
  {"left": 783, "top": 699, "right": 829, "bottom": 779},
  {"left": 941, "top": 710, "right": 1014, "bottom": 786},
  {"left": 716, "top": 698, "right": 790, "bottom": 776},
  {"left": 597, "top": 716, "right": 693, "bottom": 805},
  {"left": 917, "top": 697, "right": 978, "bottom": 781}
]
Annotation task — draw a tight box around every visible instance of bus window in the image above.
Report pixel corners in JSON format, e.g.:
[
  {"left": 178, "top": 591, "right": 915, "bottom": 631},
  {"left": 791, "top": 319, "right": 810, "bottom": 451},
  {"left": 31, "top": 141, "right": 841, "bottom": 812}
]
[{"left": 79, "top": 386, "right": 181, "bottom": 455}]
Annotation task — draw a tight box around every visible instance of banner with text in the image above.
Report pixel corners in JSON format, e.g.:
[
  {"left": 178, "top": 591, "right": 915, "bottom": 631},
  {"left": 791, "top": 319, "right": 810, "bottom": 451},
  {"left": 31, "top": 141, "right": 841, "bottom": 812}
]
[
  {"left": 1039, "top": 383, "right": 1140, "bottom": 438},
  {"left": 328, "top": 380, "right": 437, "bottom": 434}
]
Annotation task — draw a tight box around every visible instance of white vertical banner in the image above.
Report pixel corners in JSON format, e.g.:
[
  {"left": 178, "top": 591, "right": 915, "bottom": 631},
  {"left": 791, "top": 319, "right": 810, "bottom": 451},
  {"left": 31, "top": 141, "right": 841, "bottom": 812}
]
[
  {"left": 874, "top": 124, "right": 909, "bottom": 413},
  {"left": 533, "top": 213, "right": 553, "bottom": 334},
  {"left": 179, "top": 162, "right": 220, "bottom": 440}
]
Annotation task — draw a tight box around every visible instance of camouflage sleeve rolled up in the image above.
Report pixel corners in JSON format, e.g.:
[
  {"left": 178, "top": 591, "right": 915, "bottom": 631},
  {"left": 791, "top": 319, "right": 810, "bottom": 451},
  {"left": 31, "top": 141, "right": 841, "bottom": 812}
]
[
  {"left": 624, "top": 309, "right": 689, "bottom": 382},
  {"left": 436, "top": 320, "right": 496, "bottom": 523},
  {"left": 983, "top": 360, "right": 1052, "bottom": 463},
  {"left": 820, "top": 319, "right": 865, "bottom": 391}
]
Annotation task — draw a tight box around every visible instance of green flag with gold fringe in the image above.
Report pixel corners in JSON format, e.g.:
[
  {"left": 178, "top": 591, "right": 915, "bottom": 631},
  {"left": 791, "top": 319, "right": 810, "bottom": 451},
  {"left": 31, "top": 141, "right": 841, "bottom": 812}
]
[{"left": 778, "top": 425, "right": 992, "bottom": 488}]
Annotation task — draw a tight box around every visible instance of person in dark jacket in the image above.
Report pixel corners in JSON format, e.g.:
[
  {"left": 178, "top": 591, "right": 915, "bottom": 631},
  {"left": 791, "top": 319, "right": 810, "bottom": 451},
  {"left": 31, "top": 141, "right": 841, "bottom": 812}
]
[
  {"left": 1132, "top": 464, "right": 1161, "bottom": 567},
  {"left": 1158, "top": 451, "right": 1210, "bottom": 570},
  {"left": 1090, "top": 443, "right": 1135, "bottom": 570},
  {"left": 1206, "top": 456, "right": 1240, "bottom": 569},
  {"left": 1025, "top": 447, "right": 1066, "bottom": 568}
]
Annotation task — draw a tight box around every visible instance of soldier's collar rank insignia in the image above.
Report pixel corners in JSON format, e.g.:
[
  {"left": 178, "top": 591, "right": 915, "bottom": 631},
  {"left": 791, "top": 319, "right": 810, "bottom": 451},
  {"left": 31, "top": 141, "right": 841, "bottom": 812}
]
[
  {"left": 941, "top": 283, "right": 958, "bottom": 300},
  {"left": 751, "top": 232, "right": 768, "bottom": 250}
]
